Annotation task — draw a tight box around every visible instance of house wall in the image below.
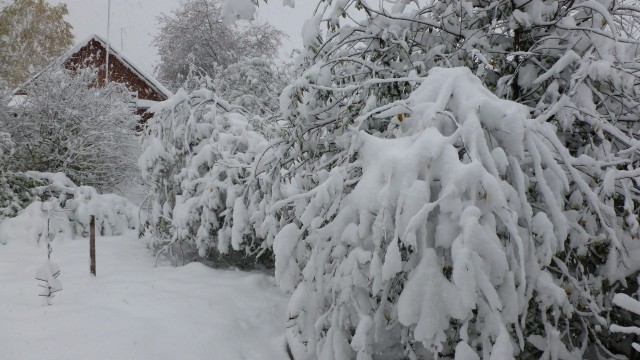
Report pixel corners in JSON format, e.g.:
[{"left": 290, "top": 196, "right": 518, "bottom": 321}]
[{"left": 65, "top": 39, "right": 166, "bottom": 102}]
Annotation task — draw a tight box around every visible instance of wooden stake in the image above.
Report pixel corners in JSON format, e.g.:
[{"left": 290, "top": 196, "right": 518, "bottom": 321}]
[{"left": 90, "top": 215, "right": 96, "bottom": 276}]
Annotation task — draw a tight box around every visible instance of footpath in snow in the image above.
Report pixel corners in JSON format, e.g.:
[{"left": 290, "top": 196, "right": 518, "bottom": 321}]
[{"left": 0, "top": 232, "right": 290, "bottom": 360}]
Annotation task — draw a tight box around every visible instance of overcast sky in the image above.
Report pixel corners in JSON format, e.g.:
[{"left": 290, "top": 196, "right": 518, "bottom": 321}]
[{"left": 48, "top": 0, "right": 316, "bottom": 75}]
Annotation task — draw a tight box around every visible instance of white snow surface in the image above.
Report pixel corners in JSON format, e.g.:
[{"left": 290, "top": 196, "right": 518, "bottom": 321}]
[{"left": 0, "top": 232, "right": 289, "bottom": 360}]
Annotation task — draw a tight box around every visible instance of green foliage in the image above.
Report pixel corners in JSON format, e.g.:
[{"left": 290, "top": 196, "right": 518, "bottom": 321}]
[{"left": 0, "top": 131, "right": 42, "bottom": 218}]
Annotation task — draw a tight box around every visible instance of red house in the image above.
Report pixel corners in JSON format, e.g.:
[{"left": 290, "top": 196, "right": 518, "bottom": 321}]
[{"left": 16, "top": 34, "right": 172, "bottom": 122}]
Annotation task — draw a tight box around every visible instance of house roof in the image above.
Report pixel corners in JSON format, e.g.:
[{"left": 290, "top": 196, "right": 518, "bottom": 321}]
[{"left": 15, "top": 34, "right": 172, "bottom": 99}]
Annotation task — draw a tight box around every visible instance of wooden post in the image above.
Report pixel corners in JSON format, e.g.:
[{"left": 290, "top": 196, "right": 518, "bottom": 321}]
[{"left": 90, "top": 215, "right": 96, "bottom": 276}]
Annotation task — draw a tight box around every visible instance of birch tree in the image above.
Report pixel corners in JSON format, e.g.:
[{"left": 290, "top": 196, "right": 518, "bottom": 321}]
[{"left": 0, "top": 0, "right": 73, "bottom": 88}]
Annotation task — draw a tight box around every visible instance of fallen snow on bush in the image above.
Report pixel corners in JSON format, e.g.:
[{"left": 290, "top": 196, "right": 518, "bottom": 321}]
[
  {"left": 0, "top": 172, "right": 138, "bottom": 245},
  {"left": 0, "top": 232, "right": 289, "bottom": 360},
  {"left": 0, "top": 201, "right": 71, "bottom": 245}
]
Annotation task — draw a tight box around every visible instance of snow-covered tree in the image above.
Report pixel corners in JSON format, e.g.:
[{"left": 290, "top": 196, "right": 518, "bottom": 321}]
[
  {"left": 0, "top": 0, "right": 74, "bottom": 88},
  {"left": 153, "top": 0, "right": 284, "bottom": 91},
  {"left": 3, "top": 66, "right": 139, "bottom": 192},
  {"left": 179, "top": 58, "right": 291, "bottom": 118},
  {"left": 264, "top": 0, "right": 640, "bottom": 358},
  {"left": 213, "top": 58, "right": 291, "bottom": 117},
  {"left": 139, "top": 83, "right": 283, "bottom": 267},
  {"left": 146, "top": 0, "right": 640, "bottom": 356}
]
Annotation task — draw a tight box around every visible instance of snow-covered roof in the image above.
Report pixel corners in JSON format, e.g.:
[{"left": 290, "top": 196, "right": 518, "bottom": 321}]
[{"left": 15, "top": 34, "right": 172, "bottom": 99}]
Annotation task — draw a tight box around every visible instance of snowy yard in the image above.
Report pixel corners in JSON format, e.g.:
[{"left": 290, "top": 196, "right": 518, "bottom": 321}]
[
  {"left": 0, "top": 233, "right": 289, "bottom": 360},
  {"left": 3, "top": 0, "right": 640, "bottom": 357}
]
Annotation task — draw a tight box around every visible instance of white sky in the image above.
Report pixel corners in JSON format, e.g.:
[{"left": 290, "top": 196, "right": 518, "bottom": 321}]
[{"left": 48, "top": 0, "right": 316, "bottom": 75}]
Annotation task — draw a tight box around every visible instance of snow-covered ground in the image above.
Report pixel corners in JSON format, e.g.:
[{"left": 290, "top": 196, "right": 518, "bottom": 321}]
[{"left": 0, "top": 232, "right": 289, "bottom": 360}]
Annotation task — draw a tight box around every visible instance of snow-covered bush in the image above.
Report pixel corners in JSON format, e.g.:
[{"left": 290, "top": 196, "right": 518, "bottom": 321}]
[
  {"left": 29, "top": 172, "right": 138, "bottom": 236},
  {"left": 0, "top": 171, "right": 46, "bottom": 218},
  {"left": 0, "top": 172, "right": 138, "bottom": 245},
  {"left": 274, "top": 66, "right": 640, "bottom": 359},
  {"left": 139, "top": 85, "right": 282, "bottom": 267},
  {"left": 0, "top": 131, "right": 22, "bottom": 217},
  {"left": 262, "top": 0, "right": 640, "bottom": 358},
  {"left": 2, "top": 66, "right": 139, "bottom": 192},
  {"left": 0, "top": 130, "right": 39, "bottom": 218},
  {"left": 0, "top": 201, "right": 71, "bottom": 246}
]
